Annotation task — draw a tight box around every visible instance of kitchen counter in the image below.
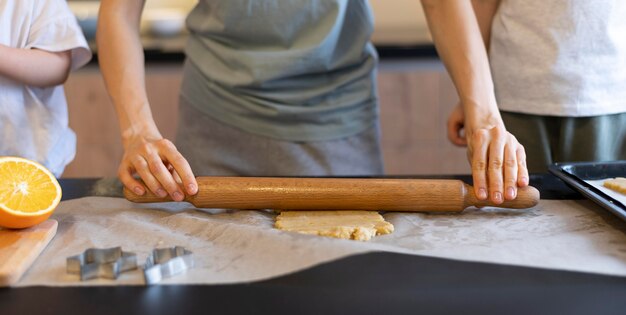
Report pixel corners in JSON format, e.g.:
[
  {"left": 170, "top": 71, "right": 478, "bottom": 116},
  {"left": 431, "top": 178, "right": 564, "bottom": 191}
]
[
  {"left": 4, "top": 174, "right": 626, "bottom": 315},
  {"left": 86, "top": 35, "right": 438, "bottom": 64}
]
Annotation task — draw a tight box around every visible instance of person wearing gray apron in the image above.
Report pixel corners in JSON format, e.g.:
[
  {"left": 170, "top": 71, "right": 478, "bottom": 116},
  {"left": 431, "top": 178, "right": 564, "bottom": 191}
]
[{"left": 97, "top": 0, "right": 383, "bottom": 201}]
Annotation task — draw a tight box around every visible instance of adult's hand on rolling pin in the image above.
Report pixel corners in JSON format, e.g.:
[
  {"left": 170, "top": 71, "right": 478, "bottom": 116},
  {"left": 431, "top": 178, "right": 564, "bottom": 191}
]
[
  {"left": 118, "top": 135, "right": 197, "bottom": 201},
  {"left": 463, "top": 109, "right": 529, "bottom": 205}
]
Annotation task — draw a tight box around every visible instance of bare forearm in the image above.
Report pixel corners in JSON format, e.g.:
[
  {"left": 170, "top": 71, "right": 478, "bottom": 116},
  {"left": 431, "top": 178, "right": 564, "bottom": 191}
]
[
  {"left": 471, "top": 0, "right": 500, "bottom": 49},
  {"left": 422, "top": 0, "right": 528, "bottom": 203},
  {"left": 0, "top": 44, "right": 70, "bottom": 87},
  {"left": 421, "top": 0, "right": 498, "bottom": 122},
  {"left": 97, "top": 0, "right": 161, "bottom": 144}
]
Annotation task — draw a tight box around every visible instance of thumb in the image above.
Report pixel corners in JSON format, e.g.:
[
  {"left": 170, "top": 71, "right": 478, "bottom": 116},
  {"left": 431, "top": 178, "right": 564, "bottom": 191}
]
[{"left": 448, "top": 116, "right": 467, "bottom": 146}]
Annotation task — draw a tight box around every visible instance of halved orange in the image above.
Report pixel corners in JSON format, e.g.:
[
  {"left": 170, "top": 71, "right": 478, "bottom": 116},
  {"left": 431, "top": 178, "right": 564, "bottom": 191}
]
[{"left": 0, "top": 157, "right": 62, "bottom": 229}]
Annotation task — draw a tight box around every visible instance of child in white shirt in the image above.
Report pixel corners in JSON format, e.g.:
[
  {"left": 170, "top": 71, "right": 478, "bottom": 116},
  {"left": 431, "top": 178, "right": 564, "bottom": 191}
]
[{"left": 0, "top": 0, "right": 91, "bottom": 176}]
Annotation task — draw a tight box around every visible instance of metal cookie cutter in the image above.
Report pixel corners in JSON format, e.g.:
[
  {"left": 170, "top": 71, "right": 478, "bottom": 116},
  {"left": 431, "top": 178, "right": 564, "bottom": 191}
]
[
  {"left": 67, "top": 247, "right": 138, "bottom": 280},
  {"left": 143, "top": 246, "right": 194, "bottom": 285}
]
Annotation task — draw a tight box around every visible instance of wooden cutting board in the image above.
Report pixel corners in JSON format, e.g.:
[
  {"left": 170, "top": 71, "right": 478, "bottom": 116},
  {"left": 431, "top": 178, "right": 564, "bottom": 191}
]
[{"left": 0, "top": 220, "right": 57, "bottom": 286}]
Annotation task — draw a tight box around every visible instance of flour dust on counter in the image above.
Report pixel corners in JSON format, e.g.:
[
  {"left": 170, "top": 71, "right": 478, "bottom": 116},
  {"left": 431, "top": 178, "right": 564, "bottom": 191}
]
[{"left": 16, "top": 196, "right": 626, "bottom": 287}]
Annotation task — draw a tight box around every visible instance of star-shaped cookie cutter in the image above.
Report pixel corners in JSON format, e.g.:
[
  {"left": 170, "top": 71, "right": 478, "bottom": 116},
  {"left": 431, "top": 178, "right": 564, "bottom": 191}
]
[
  {"left": 143, "top": 246, "right": 194, "bottom": 285},
  {"left": 67, "top": 247, "right": 138, "bottom": 280}
]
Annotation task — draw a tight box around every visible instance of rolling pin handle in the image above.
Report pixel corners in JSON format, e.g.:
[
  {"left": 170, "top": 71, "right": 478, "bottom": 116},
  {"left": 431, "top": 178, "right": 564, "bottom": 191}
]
[
  {"left": 464, "top": 184, "right": 540, "bottom": 209},
  {"left": 123, "top": 187, "right": 176, "bottom": 203}
]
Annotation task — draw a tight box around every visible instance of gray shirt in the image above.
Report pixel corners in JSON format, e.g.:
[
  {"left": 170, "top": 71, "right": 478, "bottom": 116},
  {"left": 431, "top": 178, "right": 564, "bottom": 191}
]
[{"left": 181, "top": 0, "right": 378, "bottom": 141}]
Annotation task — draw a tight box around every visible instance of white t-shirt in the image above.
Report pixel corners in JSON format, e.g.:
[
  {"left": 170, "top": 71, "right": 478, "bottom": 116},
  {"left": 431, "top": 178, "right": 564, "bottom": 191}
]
[
  {"left": 0, "top": 0, "right": 91, "bottom": 176},
  {"left": 490, "top": 0, "right": 626, "bottom": 117}
]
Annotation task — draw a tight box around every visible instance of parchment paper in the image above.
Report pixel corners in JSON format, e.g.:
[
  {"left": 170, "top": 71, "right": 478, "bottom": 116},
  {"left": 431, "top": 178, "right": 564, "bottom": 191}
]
[
  {"left": 586, "top": 179, "right": 626, "bottom": 207},
  {"left": 15, "top": 197, "right": 626, "bottom": 287}
]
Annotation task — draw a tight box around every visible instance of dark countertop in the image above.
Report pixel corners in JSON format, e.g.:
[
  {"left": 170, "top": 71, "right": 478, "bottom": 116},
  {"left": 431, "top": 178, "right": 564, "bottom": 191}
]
[
  {"left": 87, "top": 35, "right": 438, "bottom": 64},
  {"left": 4, "top": 174, "right": 626, "bottom": 315}
]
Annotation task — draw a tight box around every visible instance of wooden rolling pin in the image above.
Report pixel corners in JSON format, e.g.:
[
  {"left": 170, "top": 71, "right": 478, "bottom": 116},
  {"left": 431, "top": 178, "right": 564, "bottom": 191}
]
[{"left": 124, "top": 177, "right": 540, "bottom": 212}]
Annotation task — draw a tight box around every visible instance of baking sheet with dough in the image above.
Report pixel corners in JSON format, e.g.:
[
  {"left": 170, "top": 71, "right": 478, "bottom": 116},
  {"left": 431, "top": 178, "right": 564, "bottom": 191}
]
[
  {"left": 15, "top": 196, "right": 626, "bottom": 287},
  {"left": 586, "top": 179, "right": 626, "bottom": 207}
]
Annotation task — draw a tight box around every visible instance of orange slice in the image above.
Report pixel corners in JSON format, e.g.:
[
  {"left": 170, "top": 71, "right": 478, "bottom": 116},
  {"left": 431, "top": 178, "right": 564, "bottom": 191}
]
[{"left": 0, "top": 157, "right": 62, "bottom": 229}]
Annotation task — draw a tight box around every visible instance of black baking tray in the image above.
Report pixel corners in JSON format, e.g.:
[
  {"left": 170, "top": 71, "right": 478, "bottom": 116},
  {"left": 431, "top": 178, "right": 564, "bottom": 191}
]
[{"left": 549, "top": 161, "right": 626, "bottom": 221}]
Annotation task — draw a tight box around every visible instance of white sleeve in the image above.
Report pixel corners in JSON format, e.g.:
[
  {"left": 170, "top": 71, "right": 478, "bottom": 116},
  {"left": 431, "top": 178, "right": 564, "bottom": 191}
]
[{"left": 27, "top": 0, "right": 92, "bottom": 71}]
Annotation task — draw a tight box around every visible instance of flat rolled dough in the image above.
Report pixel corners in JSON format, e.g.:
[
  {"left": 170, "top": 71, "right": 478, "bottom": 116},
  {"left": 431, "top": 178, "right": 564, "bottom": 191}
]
[
  {"left": 275, "top": 211, "right": 394, "bottom": 241},
  {"left": 604, "top": 177, "right": 626, "bottom": 194}
]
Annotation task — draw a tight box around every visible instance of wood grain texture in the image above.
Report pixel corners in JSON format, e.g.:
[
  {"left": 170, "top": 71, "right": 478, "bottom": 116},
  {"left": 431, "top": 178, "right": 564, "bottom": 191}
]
[
  {"left": 0, "top": 220, "right": 58, "bottom": 287},
  {"left": 124, "top": 177, "right": 540, "bottom": 211}
]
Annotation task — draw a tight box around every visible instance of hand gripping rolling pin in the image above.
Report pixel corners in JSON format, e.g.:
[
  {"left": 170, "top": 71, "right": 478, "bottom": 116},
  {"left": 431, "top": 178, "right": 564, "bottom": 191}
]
[{"left": 124, "top": 177, "right": 540, "bottom": 211}]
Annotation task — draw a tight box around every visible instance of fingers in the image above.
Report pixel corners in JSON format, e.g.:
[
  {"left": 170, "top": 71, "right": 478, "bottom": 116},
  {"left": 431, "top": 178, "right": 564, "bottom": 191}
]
[
  {"left": 471, "top": 126, "right": 528, "bottom": 204},
  {"left": 146, "top": 150, "right": 185, "bottom": 201},
  {"left": 159, "top": 141, "right": 198, "bottom": 195},
  {"left": 503, "top": 138, "right": 519, "bottom": 201},
  {"left": 118, "top": 161, "right": 146, "bottom": 196},
  {"left": 131, "top": 154, "right": 166, "bottom": 198},
  {"left": 516, "top": 146, "right": 529, "bottom": 187},
  {"left": 471, "top": 129, "right": 489, "bottom": 201},
  {"left": 119, "top": 138, "right": 193, "bottom": 201},
  {"left": 447, "top": 116, "right": 467, "bottom": 146},
  {"left": 447, "top": 104, "right": 468, "bottom": 146},
  {"left": 487, "top": 129, "right": 505, "bottom": 204}
]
